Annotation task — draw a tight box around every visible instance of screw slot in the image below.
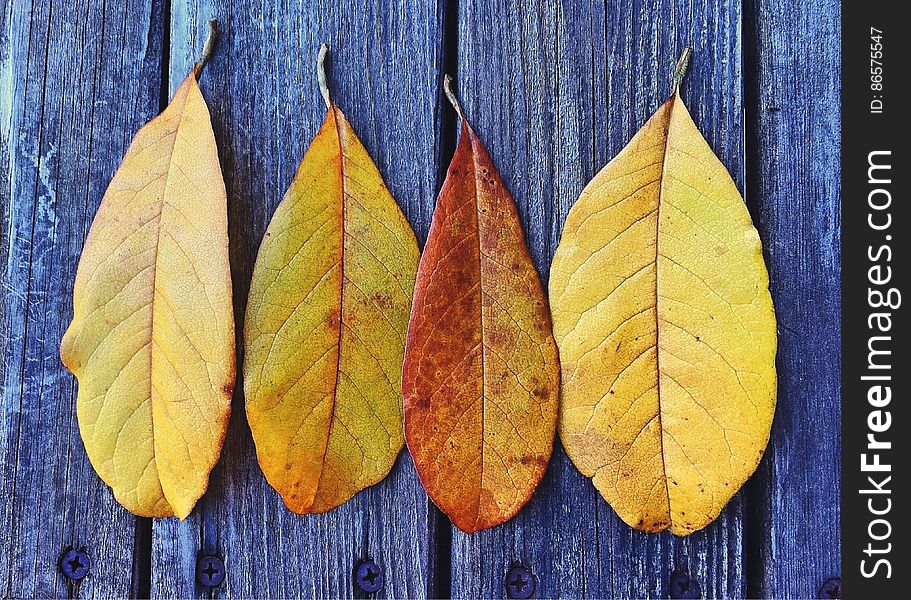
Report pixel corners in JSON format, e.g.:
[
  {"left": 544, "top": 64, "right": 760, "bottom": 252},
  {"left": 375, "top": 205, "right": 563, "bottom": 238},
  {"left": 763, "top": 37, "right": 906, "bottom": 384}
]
[
  {"left": 196, "top": 555, "right": 226, "bottom": 588},
  {"left": 354, "top": 559, "right": 384, "bottom": 594},
  {"left": 819, "top": 577, "right": 841, "bottom": 599},
  {"left": 59, "top": 548, "right": 91, "bottom": 581},
  {"left": 505, "top": 564, "right": 535, "bottom": 599},
  {"left": 669, "top": 567, "right": 702, "bottom": 599}
]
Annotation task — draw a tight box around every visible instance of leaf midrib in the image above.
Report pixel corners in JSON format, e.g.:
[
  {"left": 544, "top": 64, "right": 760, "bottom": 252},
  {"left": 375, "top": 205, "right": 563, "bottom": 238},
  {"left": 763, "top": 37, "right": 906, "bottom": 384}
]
[
  {"left": 466, "top": 129, "right": 489, "bottom": 531},
  {"left": 146, "top": 79, "right": 193, "bottom": 514},
  {"left": 653, "top": 94, "right": 678, "bottom": 526},
  {"left": 310, "top": 106, "right": 347, "bottom": 510}
]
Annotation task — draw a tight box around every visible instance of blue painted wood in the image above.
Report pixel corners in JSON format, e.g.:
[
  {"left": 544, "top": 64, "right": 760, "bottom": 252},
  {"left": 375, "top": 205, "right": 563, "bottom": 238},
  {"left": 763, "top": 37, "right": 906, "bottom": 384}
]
[
  {"left": 0, "top": 0, "right": 164, "bottom": 596},
  {"left": 745, "top": 1, "right": 841, "bottom": 597},
  {"left": 0, "top": 0, "right": 843, "bottom": 597},
  {"left": 451, "top": 0, "right": 747, "bottom": 597},
  {"left": 150, "top": 1, "right": 445, "bottom": 597}
]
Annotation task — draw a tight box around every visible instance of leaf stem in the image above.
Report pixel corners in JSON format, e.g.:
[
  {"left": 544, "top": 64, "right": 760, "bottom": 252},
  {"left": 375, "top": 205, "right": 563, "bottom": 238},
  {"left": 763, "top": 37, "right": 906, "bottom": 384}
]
[
  {"left": 318, "top": 44, "right": 331, "bottom": 108},
  {"left": 194, "top": 19, "right": 219, "bottom": 80},
  {"left": 671, "top": 47, "right": 692, "bottom": 94},
  {"left": 443, "top": 75, "right": 465, "bottom": 120}
]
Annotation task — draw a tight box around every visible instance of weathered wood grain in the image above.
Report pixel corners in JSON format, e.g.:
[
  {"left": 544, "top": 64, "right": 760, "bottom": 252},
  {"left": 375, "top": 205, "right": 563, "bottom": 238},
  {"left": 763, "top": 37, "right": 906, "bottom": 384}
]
[
  {"left": 0, "top": 0, "right": 164, "bottom": 597},
  {"left": 745, "top": 1, "right": 842, "bottom": 597},
  {"left": 151, "top": 1, "right": 445, "bottom": 597},
  {"left": 0, "top": 0, "right": 844, "bottom": 596},
  {"left": 451, "top": 0, "right": 747, "bottom": 597}
]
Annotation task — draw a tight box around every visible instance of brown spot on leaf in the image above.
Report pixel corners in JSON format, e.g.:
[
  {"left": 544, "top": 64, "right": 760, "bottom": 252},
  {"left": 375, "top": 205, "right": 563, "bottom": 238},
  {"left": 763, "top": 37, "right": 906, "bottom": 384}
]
[
  {"left": 520, "top": 454, "right": 547, "bottom": 467},
  {"left": 372, "top": 293, "right": 393, "bottom": 310}
]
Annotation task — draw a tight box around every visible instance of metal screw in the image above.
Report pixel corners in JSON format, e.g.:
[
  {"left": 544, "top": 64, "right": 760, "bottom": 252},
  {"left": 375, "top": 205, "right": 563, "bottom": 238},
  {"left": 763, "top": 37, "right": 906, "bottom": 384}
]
[
  {"left": 354, "top": 559, "right": 384, "bottom": 594},
  {"left": 505, "top": 565, "right": 536, "bottom": 599},
  {"left": 669, "top": 567, "right": 702, "bottom": 599},
  {"left": 819, "top": 577, "right": 841, "bottom": 599},
  {"left": 196, "top": 555, "right": 225, "bottom": 587},
  {"left": 59, "top": 548, "right": 91, "bottom": 581}
]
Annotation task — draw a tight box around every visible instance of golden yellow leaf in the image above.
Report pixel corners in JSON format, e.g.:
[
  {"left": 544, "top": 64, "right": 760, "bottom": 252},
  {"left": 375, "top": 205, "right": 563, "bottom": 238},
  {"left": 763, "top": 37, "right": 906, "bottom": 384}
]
[
  {"left": 549, "top": 53, "right": 776, "bottom": 535},
  {"left": 244, "top": 46, "right": 419, "bottom": 514},
  {"left": 60, "top": 25, "right": 234, "bottom": 519}
]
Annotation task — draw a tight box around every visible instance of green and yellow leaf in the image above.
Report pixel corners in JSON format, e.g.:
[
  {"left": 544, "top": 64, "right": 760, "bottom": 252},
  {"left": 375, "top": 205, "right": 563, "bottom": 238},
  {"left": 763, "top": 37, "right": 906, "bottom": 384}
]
[{"left": 244, "top": 46, "right": 419, "bottom": 514}]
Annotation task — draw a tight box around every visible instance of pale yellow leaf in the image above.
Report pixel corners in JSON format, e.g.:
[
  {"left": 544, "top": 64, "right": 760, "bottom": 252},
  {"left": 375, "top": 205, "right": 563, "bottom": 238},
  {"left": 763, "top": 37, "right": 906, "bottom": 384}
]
[{"left": 60, "top": 72, "right": 234, "bottom": 519}]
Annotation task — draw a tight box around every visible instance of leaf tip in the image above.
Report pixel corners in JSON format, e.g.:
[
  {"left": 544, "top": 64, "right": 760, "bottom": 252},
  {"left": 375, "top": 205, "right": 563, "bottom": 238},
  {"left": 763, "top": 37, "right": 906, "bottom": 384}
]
[
  {"left": 443, "top": 74, "right": 465, "bottom": 121},
  {"left": 318, "top": 44, "right": 331, "bottom": 108},
  {"left": 671, "top": 47, "right": 692, "bottom": 95},
  {"left": 194, "top": 18, "right": 219, "bottom": 79}
]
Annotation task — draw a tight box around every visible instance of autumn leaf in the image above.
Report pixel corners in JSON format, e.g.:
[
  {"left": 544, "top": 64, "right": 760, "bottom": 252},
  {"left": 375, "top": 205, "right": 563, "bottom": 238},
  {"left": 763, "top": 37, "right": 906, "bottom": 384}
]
[
  {"left": 60, "top": 21, "right": 233, "bottom": 520},
  {"left": 244, "top": 45, "right": 419, "bottom": 514},
  {"left": 549, "top": 50, "right": 777, "bottom": 535},
  {"left": 403, "top": 77, "right": 560, "bottom": 534}
]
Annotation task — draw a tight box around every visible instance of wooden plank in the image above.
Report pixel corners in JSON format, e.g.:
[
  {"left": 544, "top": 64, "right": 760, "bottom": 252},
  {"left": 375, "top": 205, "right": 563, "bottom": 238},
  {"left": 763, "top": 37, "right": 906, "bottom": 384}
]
[
  {"left": 745, "top": 1, "right": 841, "bottom": 597},
  {"left": 152, "top": 1, "right": 445, "bottom": 597},
  {"left": 451, "top": 0, "right": 747, "bottom": 597},
  {"left": 0, "top": 0, "right": 164, "bottom": 596}
]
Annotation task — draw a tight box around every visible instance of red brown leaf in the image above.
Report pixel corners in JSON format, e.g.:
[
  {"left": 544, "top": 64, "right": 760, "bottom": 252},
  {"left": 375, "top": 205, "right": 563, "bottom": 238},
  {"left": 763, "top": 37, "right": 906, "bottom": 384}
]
[{"left": 402, "top": 78, "right": 560, "bottom": 533}]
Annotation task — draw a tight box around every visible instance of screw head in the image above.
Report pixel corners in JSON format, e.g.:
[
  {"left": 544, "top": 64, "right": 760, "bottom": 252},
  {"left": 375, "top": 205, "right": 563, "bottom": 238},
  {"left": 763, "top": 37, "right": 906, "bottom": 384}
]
[
  {"left": 196, "top": 555, "right": 225, "bottom": 587},
  {"left": 669, "top": 567, "right": 701, "bottom": 599},
  {"left": 59, "top": 548, "right": 91, "bottom": 581},
  {"left": 354, "top": 559, "right": 384, "bottom": 594},
  {"left": 505, "top": 565, "right": 536, "bottom": 599},
  {"left": 819, "top": 577, "right": 841, "bottom": 599}
]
